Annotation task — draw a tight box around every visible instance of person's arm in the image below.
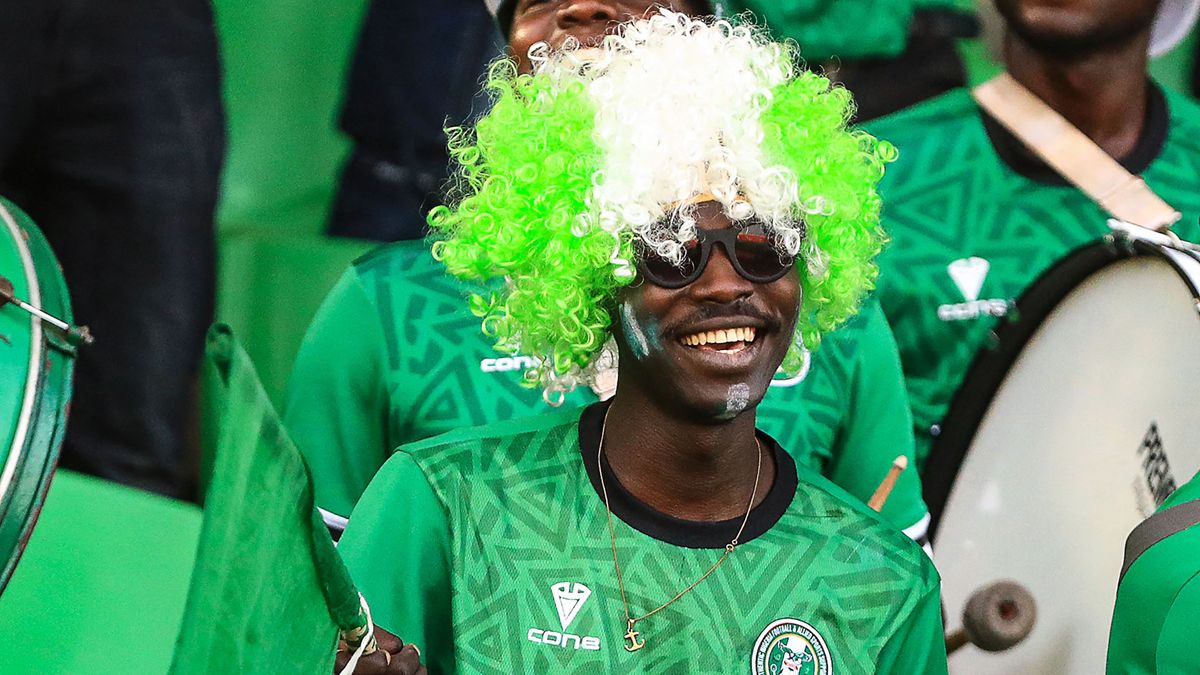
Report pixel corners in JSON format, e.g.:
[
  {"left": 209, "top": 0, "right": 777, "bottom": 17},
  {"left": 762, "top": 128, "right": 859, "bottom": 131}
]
[
  {"left": 1153, "top": 562, "right": 1200, "bottom": 673},
  {"left": 339, "top": 452, "right": 454, "bottom": 674},
  {"left": 875, "top": 581, "right": 949, "bottom": 675},
  {"left": 825, "top": 300, "right": 932, "bottom": 549},
  {"left": 284, "top": 267, "right": 393, "bottom": 519}
]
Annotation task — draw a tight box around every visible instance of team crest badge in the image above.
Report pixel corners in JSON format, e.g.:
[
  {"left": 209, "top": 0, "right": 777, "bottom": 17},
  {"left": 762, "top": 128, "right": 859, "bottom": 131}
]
[{"left": 751, "top": 619, "right": 832, "bottom": 675}]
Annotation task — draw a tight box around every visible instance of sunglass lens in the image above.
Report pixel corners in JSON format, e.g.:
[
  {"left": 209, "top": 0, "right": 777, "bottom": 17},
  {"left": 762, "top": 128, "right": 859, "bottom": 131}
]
[
  {"left": 638, "top": 239, "right": 702, "bottom": 288},
  {"left": 735, "top": 230, "right": 794, "bottom": 282}
]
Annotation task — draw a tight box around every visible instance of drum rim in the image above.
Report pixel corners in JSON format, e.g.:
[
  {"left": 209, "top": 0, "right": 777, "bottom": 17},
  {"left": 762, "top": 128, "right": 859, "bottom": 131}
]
[
  {"left": 0, "top": 198, "right": 73, "bottom": 595},
  {"left": 922, "top": 237, "right": 1200, "bottom": 541},
  {"left": 0, "top": 201, "right": 44, "bottom": 505}
]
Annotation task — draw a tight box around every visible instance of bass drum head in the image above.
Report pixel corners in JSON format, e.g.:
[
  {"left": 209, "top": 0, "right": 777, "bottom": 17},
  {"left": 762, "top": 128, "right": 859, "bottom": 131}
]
[
  {"left": 924, "top": 238, "right": 1200, "bottom": 674},
  {"left": 0, "top": 198, "right": 74, "bottom": 594}
]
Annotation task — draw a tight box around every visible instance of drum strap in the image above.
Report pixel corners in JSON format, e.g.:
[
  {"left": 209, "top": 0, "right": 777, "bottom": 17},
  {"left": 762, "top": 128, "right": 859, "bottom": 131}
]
[
  {"left": 1120, "top": 499, "right": 1200, "bottom": 582},
  {"left": 972, "top": 73, "right": 1181, "bottom": 232}
]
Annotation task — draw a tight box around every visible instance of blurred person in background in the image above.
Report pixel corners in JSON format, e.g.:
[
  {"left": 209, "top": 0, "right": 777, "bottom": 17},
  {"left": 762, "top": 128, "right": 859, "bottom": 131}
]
[
  {"left": 869, "top": 0, "right": 1200, "bottom": 469},
  {"left": 718, "top": 0, "right": 979, "bottom": 121},
  {"left": 0, "top": 0, "right": 225, "bottom": 498},
  {"left": 327, "top": 0, "right": 502, "bottom": 242}
]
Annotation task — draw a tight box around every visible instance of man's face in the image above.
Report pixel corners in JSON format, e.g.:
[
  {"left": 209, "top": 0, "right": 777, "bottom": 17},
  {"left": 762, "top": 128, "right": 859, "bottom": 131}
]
[
  {"left": 995, "top": 0, "right": 1159, "bottom": 55},
  {"left": 509, "top": 1, "right": 709, "bottom": 74},
  {"left": 611, "top": 201, "right": 801, "bottom": 423}
]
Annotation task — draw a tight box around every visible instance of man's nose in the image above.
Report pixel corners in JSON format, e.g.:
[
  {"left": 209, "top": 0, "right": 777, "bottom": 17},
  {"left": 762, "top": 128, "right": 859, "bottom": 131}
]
[
  {"left": 558, "top": 0, "right": 620, "bottom": 28},
  {"left": 690, "top": 244, "right": 753, "bottom": 303}
]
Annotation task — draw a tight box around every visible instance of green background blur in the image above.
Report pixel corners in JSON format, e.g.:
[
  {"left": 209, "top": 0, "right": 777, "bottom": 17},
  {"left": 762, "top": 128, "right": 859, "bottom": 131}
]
[{"left": 211, "top": 0, "right": 1198, "bottom": 405}]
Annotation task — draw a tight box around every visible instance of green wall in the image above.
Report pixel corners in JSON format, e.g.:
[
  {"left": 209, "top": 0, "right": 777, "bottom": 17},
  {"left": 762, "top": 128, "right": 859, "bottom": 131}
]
[{"left": 211, "top": 0, "right": 374, "bottom": 403}]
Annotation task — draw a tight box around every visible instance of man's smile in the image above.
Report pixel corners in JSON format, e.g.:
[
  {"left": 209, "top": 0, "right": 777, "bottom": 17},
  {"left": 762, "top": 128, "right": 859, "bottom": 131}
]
[
  {"left": 678, "top": 326, "right": 758, "bottom": 353},
  {"left": 667, "top": 319, "right": 774, "bottom": 376}
]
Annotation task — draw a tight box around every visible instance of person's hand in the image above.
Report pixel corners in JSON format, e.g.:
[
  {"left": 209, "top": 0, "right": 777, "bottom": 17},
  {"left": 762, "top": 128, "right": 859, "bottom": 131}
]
[{"left": 334, "top": 625, "right": 425, "bottom": 674}]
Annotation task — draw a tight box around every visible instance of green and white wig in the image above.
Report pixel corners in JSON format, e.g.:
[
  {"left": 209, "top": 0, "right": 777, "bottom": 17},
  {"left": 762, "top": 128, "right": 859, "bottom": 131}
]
[{"left": 430, "top": 9, "right": 894, "bottom": 399}]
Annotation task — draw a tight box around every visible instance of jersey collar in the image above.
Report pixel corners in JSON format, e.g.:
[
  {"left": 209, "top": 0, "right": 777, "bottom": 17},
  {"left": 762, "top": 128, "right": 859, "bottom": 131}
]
[
  {"left": 577, "top": 401, "right": 798, "bottom": 549},
  {"left": 980, "top": 80, "right": 1169, "bottom": 186}
]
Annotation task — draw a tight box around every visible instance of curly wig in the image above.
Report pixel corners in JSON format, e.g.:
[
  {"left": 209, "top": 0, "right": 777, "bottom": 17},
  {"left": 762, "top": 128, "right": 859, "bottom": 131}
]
[{"left": 430, "top": 9, "right": 895, "bottom": 398}]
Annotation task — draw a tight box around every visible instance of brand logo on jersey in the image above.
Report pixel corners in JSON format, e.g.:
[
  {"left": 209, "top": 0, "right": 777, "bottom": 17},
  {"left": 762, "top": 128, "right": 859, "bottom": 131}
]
[
  {"left": 527, "top": 582, "right": 601, "bottom": 651},
  {"left": 752, "top": 619, "right": 832, "bottom": 675},
  {"left": 551, "top": 582, "right": 590, "bottom": 630},
  {"left": 480, "top": 354, "right": 538, "bottom": 373},
  {"left": 937, "top": 257, "right": 1010, "bottom": 322}
]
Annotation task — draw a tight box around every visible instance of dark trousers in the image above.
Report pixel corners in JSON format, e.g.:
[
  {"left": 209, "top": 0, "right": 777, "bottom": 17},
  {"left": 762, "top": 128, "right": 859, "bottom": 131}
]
[
  {"left": 0, "top": 0, "right": 225, "bottom": 499},
  {"left": 328, "top": 0, "right": 501, "bottom": 242}
]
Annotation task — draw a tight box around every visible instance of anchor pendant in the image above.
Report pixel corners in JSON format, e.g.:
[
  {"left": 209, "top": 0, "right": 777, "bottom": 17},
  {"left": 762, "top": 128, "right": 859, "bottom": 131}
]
[{"left": 624, "top": 619, "right": 645, "bottom": 652}]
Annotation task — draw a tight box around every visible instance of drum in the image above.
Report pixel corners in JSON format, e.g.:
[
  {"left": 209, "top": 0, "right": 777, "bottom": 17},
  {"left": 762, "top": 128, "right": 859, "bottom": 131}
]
[
  {"left": 0, "top": 198, "right": 76, "bottom": 594},
  {"left": 924, "top": 227, "right": 1200, "bottom": 675}
]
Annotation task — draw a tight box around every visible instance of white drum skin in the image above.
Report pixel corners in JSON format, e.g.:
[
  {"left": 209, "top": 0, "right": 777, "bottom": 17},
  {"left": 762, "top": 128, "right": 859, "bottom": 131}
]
[{"left": 929, "top": 239, "right": 1200, "bottom": 674}]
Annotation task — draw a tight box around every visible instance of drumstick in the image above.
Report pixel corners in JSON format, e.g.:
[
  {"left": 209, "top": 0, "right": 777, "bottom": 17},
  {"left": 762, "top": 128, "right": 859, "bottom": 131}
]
[{"left": 868, "top": 455, "right": 908, "bottom": 512}]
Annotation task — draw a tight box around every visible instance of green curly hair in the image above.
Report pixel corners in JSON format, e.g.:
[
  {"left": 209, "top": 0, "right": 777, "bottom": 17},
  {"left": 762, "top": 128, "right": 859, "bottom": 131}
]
[{"left": 429, "top": 11, "right": 895, "bottom": 396}]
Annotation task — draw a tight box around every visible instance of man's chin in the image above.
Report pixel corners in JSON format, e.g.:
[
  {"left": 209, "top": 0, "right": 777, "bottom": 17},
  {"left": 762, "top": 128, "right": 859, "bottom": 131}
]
[
  {"left": 1003, "top": 6, "right": 1150, "bottom": 57},
  {"left": 668, "top": 384, "right": 770, "bottom": 424}
]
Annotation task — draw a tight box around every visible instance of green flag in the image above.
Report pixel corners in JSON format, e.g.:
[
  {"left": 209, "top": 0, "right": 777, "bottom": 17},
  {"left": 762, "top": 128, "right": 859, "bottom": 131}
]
[{"left": 171, "top": 324, "right": 365, "bottom": 674}]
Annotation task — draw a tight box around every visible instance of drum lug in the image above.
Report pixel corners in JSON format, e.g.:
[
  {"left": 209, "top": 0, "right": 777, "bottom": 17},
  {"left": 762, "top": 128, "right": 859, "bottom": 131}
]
[{"left": 0, "top": 276, "right": 93, "bottom": 347}]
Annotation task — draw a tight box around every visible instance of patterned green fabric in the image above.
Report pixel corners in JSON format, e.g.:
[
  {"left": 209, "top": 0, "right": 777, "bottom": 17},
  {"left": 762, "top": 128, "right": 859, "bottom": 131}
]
[
  {"left": 283, "top": 241, "right": 927, "bottom": 535},
  {"left": 1107, "top": 472, "right": 1200, "bottom": 674},
  {"left": 867, "top": 86, "right": 1200, "bottom": 467},
  {"left": 339, "top": 407, "right": 945, "bottom": 674}
]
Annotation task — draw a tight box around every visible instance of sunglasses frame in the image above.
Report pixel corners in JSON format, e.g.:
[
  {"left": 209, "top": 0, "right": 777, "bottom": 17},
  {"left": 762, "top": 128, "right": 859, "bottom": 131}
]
[{"left": 635, "top": 225, "right": 799, "bottom": 289}]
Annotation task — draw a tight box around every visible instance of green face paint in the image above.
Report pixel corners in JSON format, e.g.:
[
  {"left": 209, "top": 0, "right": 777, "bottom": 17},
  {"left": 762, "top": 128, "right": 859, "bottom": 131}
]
[{"left": 620, "top": 300, "right": 651, "bottom": 360}]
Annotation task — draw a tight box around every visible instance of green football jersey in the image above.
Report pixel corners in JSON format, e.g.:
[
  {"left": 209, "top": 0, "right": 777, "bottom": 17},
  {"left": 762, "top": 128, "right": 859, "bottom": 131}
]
[
  {"left": 867, "top": 84, "right": 1200, "bottom": 467},
  {"left": 339, "top": 403, "right": 947, "bottom": 674},
  {"left": 1107, "top": 471, "right": 1200, "bottom": 675},
  {"left": 284, "top": 240, "right": 928, "bottom": 538},
  {"left": 720, "top": 0, "right": 913, "bottom": 60}
]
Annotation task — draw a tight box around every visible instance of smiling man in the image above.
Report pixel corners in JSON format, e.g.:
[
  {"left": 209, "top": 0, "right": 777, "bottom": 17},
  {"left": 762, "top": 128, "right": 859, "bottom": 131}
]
[
  {"left": 336, "top": 12, "right": 944, "bottom": 674},
  {"left": 286, "top": 0, "right": 931, "bottom": 550}
]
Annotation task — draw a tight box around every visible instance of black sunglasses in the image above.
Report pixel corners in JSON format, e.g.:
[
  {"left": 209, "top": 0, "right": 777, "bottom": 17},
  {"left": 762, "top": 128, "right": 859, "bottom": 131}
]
[{"left": 636, "top": 220, "right": 801, "bottom": 289}]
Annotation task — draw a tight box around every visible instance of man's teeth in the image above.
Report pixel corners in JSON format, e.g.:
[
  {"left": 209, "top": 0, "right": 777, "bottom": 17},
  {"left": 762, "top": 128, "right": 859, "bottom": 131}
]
[{"left": 679, "top": 327, "right": 758, "bottom": 347}]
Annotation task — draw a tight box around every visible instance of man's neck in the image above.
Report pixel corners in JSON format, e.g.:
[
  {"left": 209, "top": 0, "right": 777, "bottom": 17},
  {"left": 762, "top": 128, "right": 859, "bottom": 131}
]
[
  {"left": 601, "top": 389, "right": 774, "bottom": 523},
  {"left": 1004, "top": 31, "right": 1150, "bottom": 160}
]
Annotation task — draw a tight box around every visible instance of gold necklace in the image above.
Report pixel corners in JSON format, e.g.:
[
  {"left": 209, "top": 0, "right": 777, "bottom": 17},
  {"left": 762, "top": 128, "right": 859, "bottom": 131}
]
[{"left": 596, "top": 408, "right": 763, "bottom": 653}]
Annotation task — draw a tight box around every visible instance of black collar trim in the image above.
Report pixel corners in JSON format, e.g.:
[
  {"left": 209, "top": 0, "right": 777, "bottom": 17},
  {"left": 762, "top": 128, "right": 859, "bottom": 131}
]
[
  {"left": 578, "top": 401, "right": 798, "bottom": 550},
  {"left": 981, "top": 80, "right": 1169, "bottom": 185}
]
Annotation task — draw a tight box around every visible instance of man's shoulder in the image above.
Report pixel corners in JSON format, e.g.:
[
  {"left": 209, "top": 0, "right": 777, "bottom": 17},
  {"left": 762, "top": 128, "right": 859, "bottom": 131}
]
[
  {"left": 866, "top": 87, "right": 980, "bottom": 146},
  {"left": 1161, "top": 86, "right": 1200, "bottom": 157},
  {"left": 397, "top": 405, "right": 584, "bottom": 473},
  {"left": 343, "top": 238, "right": 492, "bottom": 337},
  {"left": 789, "top": 463, "right": 937, "bottom": 581},
  {"left": 350, "top": 238, "right": 442, "bottom": 281},
  {"left": 1165, "top": 85, "right": 1200, "bottom": 130},
  {"left": 818, "top": 297, "right": 885, "bottom": 351},
  {"left": 868, "top": 88, "right": 990, "bottom": 198},
  {"left": 794, "top": 299, "right": 884, "bottom": 387}
]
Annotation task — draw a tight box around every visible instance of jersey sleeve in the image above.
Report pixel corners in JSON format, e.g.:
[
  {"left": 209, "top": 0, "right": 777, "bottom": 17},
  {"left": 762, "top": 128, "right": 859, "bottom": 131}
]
[
  {"left": 874, "top": 581, "right": 948, "bottom": 675},
  {"left": 339, "top": 452, "right": 455, "bottom": 674},
  {"left": 824, "top": 300, "right": 931, "bottom": 543},
  {"left": 283, "top": 267, "right": 392, "bottom": 518},
  {"left": 1155, "top": 570, "right": 1200, "bottom": 673}
]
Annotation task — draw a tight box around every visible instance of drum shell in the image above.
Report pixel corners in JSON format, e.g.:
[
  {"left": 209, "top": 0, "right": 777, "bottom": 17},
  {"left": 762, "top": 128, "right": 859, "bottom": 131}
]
[
  {"left": 924, "top": 236, "right": 1200, "bottom": 674},
  {"left": 0, "top": 198, "right": 75, "bottom": 593}
]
